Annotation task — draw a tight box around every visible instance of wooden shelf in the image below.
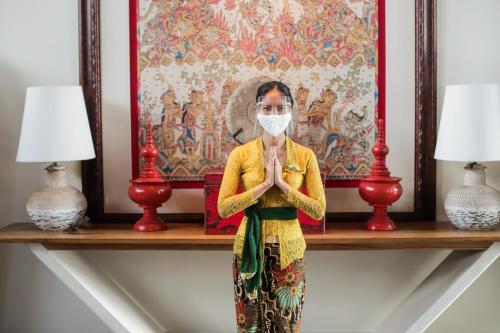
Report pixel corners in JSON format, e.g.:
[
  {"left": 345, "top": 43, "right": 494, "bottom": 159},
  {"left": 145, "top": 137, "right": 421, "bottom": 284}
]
[{"left": 1, "top": 221, "right": 500, "bottom": 250}]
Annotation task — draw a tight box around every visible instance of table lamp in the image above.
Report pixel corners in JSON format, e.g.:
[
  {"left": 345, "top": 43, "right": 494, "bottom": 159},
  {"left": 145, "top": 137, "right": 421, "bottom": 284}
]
[
  {"left": 434, "top": 83, "right": 500, "bottom": 230},
  {"left": 16, "top": 86, "right": 96, "bottom": 231}
]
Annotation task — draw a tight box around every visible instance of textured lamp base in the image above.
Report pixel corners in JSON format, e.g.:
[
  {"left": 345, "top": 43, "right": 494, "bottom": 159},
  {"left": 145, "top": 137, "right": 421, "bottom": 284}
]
[
  {"left": 445, "top": 207, "right": 500, "bottom": 230},
  {"left": 27, "top": 164, "right": 88, "bottom": 231},
  {"left": 445, "top": 163, "right": 500, "bottom": 230}
]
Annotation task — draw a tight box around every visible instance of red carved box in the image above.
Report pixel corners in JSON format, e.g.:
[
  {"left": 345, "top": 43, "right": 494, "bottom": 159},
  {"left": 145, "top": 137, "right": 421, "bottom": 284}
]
[{"left": 204, "top": 173, "right": 326, "bottom": 235}]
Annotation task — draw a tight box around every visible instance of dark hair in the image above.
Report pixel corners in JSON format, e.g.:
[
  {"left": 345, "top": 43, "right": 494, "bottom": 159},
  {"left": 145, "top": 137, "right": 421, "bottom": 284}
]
[{"left": 255, "top": 80, "right": 294, "bottom": 107}]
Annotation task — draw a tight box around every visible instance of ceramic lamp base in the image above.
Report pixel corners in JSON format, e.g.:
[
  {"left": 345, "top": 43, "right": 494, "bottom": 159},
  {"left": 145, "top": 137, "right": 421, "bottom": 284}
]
[
  {"left": 445, "top": 163, "right": 500, "bottom": 230},
  {"left": 27, "top": 164, "right": 88, "bottom": 231},
  {"left": 445, "top": 206, "right": 500, "bottom": 230}
]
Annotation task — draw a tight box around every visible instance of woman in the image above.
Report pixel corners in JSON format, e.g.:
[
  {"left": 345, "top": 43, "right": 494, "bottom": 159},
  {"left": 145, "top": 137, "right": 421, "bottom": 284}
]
[{"left": 217, "top": 81, "right": 326, "bottom": 332}]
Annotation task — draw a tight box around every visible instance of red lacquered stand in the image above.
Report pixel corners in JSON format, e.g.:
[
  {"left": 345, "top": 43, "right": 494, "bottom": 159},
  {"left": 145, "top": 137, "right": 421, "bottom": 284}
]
[
  {"left": 358, "top": 119, "right": 403, "bottom": 231},
  {"left": 128, "top": 120, "right": 171, "bottom": 231}
]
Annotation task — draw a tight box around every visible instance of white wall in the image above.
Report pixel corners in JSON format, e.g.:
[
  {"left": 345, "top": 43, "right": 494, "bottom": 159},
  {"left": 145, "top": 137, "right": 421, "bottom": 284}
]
[
  {"left": 1, "top": 0, "right": 500, "bottom": 332},
  {"left": 0, "top": 1, "right": 109, "bottom": 332},
  {"left": 435, "top": 0, "right": 500, "bottom": 221},
  {"left": 428, "top": 0, "right": 500, "bottom": 331}
]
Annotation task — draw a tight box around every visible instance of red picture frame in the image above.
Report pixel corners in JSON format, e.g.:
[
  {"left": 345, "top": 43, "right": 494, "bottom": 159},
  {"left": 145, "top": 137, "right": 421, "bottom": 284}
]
[{"left": 128, "top": 0, "right": 386, "bottom": 189}]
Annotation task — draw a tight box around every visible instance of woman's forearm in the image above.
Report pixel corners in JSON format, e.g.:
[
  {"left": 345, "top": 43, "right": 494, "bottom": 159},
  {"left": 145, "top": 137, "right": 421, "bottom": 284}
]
[
  {"left": 252, "top": 181, "right": 272, "bottom": 200},
  {"left": 276, "top": 180, "right": 290, "bottom": 195}
]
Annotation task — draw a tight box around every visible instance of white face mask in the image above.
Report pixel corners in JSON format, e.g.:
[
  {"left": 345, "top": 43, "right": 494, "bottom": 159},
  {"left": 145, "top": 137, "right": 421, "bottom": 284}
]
[{"left": 256, "top": 112, "right": 292, "bottom": 137}]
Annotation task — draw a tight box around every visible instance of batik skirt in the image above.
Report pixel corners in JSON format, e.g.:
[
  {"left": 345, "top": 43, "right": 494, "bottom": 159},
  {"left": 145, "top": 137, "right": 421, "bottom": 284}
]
[{"left": 232, "top": 241, "right": 306, "bottom": 332}]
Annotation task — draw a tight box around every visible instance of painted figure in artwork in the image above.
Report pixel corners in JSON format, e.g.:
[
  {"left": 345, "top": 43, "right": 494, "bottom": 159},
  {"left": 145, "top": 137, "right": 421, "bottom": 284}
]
[
  {"left": 160, "top": 89, "right": 182, "bottom": 158},
  {"left": 201, "top": 97, "right": 220, "bottom": 162},
  {"left": 344, "top": 107, "right": 374, "bottom": 156},
  {"left": 219, "top": 83, "right": 238, "bottom": 160},
  {"left": 177, "top": 90, "right": 202, "bottom": 160},
  {"left": 363, "top": 0, "right": 378, "bottom": 40},
  {"left": 307, "top": 89, "right": 337, "bottom": 153},
  {"left": 292, "top": 87, "right": 310, "bottom": 145}
]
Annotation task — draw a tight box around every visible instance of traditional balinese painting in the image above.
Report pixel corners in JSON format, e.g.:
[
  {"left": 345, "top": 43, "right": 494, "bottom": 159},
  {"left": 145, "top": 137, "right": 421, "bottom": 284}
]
[{"left": 130, "top": 0, "right": 384, "bottom": 188}]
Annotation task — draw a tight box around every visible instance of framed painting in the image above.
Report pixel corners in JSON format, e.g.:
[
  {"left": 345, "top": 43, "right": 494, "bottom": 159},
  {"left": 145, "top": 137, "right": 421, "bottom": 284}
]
[
  {"left": 79, "top": 0, "right": 436, "bottom": 224},
  {"left": 130, "top": 0, "right": 385, "bottom": 189}
]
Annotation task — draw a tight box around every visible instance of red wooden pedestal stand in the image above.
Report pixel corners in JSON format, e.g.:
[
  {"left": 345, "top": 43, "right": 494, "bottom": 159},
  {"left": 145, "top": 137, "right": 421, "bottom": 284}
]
[
  {"left": 128, "top": 120, "right": 171, "bottom": 231},
  {"left": 358, "top": 119, "right": 403, "bottom": 231}
]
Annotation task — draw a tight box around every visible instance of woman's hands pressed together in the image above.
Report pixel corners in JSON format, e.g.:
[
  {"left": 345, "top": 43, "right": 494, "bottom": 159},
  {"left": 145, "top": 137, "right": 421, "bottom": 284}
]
[
  {"left": 251, "top": 145, "right": 276, "bottom": 200},
  {"left": 252, "top": 145, "right": 291, "bottom": 201},
  {"left": 271, "top": 147, "right": 291, "bottom": 195},
  {"left": 262, "top": 147, "right": 275, "bottom": 190}
]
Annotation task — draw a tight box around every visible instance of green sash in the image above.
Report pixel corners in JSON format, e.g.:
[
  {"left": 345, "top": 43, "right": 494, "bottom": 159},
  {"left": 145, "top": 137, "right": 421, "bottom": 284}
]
[{"left": 240, "top": 203, "right": 298, "bottom": 294}]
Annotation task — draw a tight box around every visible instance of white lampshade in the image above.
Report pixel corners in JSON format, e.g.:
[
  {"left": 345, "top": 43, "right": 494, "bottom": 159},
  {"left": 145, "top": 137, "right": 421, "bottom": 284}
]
[
  {"left": 16, "top": 86, "right": 96, "bottom": 162},
  {"left": 434, "top": 83, "right": 500, "bottom": 162}
]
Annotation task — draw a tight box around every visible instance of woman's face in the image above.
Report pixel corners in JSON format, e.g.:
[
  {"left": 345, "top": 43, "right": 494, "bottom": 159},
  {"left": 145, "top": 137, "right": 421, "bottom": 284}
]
[
  {"left": 255, "top": 88, "right": 294, "bottom": 137},
  {"left": 257, "top": 89, "right": 292, "bottom": 116}
]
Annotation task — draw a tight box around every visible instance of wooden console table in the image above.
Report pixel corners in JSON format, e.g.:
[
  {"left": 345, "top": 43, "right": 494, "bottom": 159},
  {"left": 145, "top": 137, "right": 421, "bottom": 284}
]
[
  {"left": 2, "top": 221, "right": 500, "bottom": 333},
  {"left": 2, "top": 221, "right": 500, "bottom": 250}
]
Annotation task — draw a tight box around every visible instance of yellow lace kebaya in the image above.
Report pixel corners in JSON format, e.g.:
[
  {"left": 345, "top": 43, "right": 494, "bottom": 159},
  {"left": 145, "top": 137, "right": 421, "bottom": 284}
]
[{"left": 217, "top": 136, "right": 327, "bottom": 270}]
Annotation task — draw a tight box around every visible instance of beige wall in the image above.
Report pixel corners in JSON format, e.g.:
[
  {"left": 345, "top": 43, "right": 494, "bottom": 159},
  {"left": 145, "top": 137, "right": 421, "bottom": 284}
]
[
  {"left": 435, "top": 0, "right": 500, "bottom": 221},
  {"left": 429, "top": 0, "right": 500, "bottom": 331},
  {"left": 1, "top": 0, "right": 499, "bottom": 332},
  {"left": 0, "top": 1, "right": 108, "bottom": 332}
]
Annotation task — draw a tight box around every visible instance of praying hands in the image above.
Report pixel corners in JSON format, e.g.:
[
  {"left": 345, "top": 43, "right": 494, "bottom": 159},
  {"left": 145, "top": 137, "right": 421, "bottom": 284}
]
[
  {"left": 262, "top": 146, "right": 290, "bottom": 195},
  {"left": 271, "top": 147, "right": 291, "bottom": 195}
]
